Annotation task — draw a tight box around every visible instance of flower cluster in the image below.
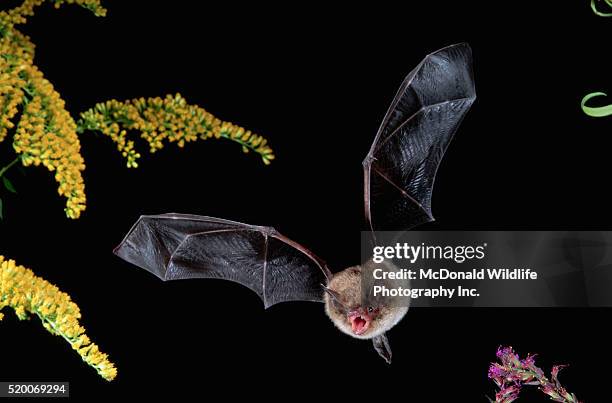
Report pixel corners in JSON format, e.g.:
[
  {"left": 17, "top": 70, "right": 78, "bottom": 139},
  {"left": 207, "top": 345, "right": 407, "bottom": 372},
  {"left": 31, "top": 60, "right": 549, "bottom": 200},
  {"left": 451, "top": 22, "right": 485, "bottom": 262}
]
[
  {"left": 0, "top": 34, "right": 26, "bottom": 144},
  {"left": 488, "top": 346, "right": 581, "bottom": 403},
  {"left": 77, "top": 94, "right": 275, "bottom": 167},
  {"left": 1, "top": 1, "right": 272, "bottom": 219},
  {"left": 11, "top": 62, "right": 88, "bottom": 218},
  {"left": 0, "top": 1, "right": 106, "bottom": 218},
  {"left": 1, "top": 0, "right": 105, "bottom": 24},
  {"left": 0, "top": 1, "right": 105, "bottom": 40},
  {"left": 0, "top": 255, "right": 117, "bottom": 381}
]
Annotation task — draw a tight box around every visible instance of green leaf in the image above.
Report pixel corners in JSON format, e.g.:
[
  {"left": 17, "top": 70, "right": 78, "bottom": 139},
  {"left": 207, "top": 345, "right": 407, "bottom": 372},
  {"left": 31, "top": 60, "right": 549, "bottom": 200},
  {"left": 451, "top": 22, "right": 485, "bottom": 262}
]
[
  {"left": 581, "top": 92, "right": 612, "bottom": 117},
  {"left": 3, "top": 176, "right": 17, "bottom": 193},
  {"left": 0, "top": 197, "right": 3, "bottom": 220},
  {"left": 592, "top": 0, "right": 612, "bottom": 16}
]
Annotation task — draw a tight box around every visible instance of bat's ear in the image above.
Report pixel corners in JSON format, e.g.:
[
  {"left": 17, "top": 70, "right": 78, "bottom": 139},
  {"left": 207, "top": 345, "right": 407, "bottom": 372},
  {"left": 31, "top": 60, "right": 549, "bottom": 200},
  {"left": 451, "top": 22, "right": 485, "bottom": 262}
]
[
  {"left": 372, "top": 333, "right": 392, "bottom": 364},
  {"left": 322, "top": 285, "right": 348, "bottom": 313}
]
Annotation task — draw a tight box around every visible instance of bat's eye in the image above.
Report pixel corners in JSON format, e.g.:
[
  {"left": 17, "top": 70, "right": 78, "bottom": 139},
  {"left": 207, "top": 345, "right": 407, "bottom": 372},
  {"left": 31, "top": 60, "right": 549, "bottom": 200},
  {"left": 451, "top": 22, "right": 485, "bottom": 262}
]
[{"left": 367, "top": 306, "right": 374, "bottom": 313}]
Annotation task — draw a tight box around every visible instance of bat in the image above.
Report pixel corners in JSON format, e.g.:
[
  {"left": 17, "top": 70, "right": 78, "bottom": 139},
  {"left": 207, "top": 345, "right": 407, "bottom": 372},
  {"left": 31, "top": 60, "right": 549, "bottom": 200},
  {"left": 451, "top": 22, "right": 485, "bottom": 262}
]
[{"left": 114, "top": 43, "right": 476, "bottom": 364}]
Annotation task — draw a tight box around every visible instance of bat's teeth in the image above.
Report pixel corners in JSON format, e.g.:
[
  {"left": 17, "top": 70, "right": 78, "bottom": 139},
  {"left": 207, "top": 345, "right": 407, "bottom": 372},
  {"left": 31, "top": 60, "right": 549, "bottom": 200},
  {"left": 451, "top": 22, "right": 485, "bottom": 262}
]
[{"left": 350, "top": 315, "right": 369, "bottom": 335}]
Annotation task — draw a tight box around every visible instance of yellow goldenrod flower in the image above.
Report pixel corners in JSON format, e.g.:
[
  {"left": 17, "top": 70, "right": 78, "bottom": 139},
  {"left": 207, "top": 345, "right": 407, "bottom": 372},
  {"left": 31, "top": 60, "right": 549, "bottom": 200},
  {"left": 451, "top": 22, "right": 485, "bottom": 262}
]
[
  {"left": 0, "top": 1, "right": 103, "bottom": 218},
  {"left": 0, "top": 255, "right": 117, "bottom": 381},
  {"left": 1, "top": 1, "right": 272, "bottom": 220},
  {"left": 11, "top": 69, "right": 88, "bottom": 219},
  {"left": 0, "top": 0, "right": 105, "bottom": 30},
  {"left": 77, "top": 94, "right": 275, "bottom": 166}
]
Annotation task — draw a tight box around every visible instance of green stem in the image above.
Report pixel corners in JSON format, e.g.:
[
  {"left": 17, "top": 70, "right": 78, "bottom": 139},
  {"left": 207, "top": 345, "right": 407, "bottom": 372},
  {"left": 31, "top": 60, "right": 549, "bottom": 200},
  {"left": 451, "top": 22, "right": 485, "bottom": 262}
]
[
  {"left": 34, "top": 311, "right": 108, "bottom": 376},
  {"left": 0, "top": 157, "right": 20, "bottom": 178},
  {"left": 35, "top": 312, "right": 77, "bottom": 346},
  {"left": 219, "top": 132, "right": 273, "bottom": 164},
  {"left": 581, "top": 92, "right": 612, "bottom": 117},
  {"left": 219, "top": 132, "right": 257, "bottom": 152},
  {"left": 592, "top": 0, "right": 612, "bottom": 16}
]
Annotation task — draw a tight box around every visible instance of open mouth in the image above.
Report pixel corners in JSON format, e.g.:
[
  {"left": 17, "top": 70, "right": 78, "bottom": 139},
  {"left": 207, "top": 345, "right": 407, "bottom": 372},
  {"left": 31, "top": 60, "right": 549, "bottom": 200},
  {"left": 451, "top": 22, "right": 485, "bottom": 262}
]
[{"left": 349, "top": 312, "right": 370, "bottom": 335}]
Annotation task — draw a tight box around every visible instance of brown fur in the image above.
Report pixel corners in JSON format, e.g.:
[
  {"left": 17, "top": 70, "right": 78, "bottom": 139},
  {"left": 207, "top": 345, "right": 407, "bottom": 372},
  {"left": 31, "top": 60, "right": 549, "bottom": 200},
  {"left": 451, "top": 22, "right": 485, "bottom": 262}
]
[{"left": 324, "top": 264, "right": 408, "bottom": 340}]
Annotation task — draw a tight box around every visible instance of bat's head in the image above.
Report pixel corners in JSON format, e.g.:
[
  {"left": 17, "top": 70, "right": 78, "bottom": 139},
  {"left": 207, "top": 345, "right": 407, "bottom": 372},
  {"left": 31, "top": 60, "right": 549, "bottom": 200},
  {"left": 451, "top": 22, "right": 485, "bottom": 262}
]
[{"left": 324, "top": 266, "right": 408, "bottom": 340}]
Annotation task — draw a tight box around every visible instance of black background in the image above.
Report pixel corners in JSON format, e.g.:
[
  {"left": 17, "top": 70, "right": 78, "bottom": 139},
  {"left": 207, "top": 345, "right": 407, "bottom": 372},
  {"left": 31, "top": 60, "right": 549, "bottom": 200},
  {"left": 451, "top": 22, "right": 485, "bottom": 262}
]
[{"left": 1, "top": 1, "right": 611, "bottom": 401}]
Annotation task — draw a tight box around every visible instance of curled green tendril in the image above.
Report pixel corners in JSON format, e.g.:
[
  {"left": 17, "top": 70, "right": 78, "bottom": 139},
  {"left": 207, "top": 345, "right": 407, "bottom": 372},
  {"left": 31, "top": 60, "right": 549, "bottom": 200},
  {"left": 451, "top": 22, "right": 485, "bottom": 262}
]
[
  {"left": 591, "top": 0, "right": 612, "bottom": 16},
  {"left": 581, "top": 92, "right": 612, "bottom": 117}
]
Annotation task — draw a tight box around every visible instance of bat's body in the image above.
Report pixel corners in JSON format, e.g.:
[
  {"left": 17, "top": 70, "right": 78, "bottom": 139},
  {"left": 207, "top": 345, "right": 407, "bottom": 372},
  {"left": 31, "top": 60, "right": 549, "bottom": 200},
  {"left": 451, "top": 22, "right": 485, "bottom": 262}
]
[{"left": 114, "top": 43, "right": 476, "bottom": 364}]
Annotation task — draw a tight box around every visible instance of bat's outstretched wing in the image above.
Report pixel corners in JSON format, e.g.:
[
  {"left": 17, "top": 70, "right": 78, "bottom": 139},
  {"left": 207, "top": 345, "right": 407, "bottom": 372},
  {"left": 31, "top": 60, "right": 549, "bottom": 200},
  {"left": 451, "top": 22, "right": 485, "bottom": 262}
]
[
  {"left": 363, "top": 43, "right": 476, "bottom": 231},
  {"left": 114, "top": 213, "right": 332, "bottom": 308}
]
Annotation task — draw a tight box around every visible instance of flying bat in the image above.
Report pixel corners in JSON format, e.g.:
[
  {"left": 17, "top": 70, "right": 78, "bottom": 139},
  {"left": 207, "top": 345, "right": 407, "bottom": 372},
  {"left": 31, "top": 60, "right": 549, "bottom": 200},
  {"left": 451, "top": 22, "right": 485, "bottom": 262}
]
[{"left": 114, "top": 43, "right": 476, "bottom": 363}]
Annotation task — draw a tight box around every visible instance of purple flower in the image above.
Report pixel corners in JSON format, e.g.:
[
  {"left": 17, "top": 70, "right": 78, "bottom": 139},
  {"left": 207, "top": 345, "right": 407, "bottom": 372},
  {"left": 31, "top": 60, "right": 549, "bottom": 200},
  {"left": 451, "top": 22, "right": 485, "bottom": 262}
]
[
  {"left": 521, "top": 354, "right": 536, "bottom": 368},
  {"left": 541, "top": 383, "right": 562, "bottom": 400},
  {"left": 552, "top": 365, "right": 568, "bottom": 382},
  {"left": 496, "top": 385, "right": 520, "bottom": 403},
  {"left": 488, "top": 363, "right": 507, "bottom": 380},
  {"left": 489, "top": 346, "right": 582, "bottom": 403}
]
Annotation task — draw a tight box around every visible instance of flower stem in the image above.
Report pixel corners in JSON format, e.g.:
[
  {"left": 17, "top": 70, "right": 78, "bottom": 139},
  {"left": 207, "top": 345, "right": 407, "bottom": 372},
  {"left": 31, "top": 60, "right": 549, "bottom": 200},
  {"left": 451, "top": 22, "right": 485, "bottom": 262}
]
[
  {"left": 219, "top": 132, "right": 274, "bottom": 165},
  {"left": 592, "top": 0, "right": 612, "bottom": 16},
  {"left": 219, "top": 132, "right": 256, "bottom": 153},
  {"left": 0, "top": 157, "right": 20, "bottom": 178},
  {"left": 35, "top": 312, "right": 75, "bottom": 346}
]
